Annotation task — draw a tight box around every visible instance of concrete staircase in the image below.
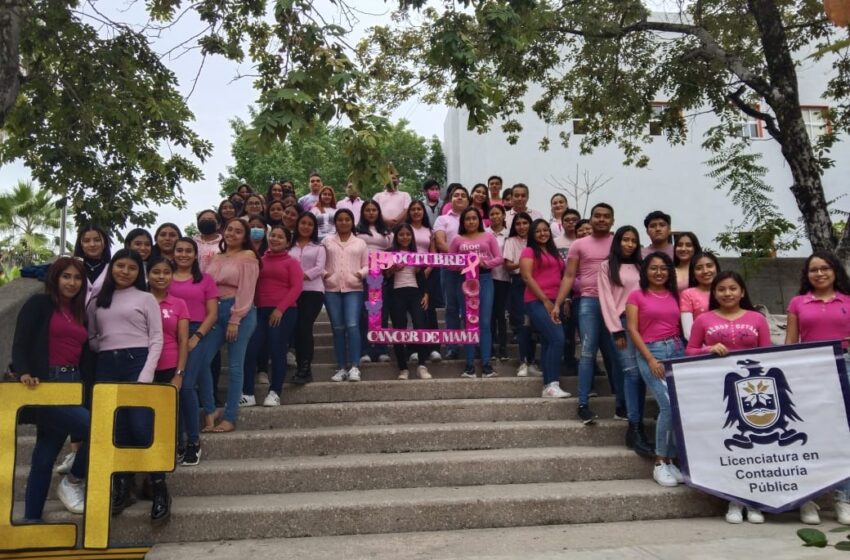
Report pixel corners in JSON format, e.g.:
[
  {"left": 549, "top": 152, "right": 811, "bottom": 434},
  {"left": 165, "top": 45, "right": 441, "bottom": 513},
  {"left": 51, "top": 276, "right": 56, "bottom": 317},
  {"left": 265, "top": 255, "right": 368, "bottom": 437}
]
[{"left": 14, "top": 310, "right": 723, "bottom": 547}]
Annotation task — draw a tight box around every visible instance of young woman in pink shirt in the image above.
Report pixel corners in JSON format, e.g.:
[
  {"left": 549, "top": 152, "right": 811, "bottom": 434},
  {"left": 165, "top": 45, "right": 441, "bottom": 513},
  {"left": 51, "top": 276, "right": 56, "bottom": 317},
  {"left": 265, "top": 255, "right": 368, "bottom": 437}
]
[
  {"left": 549, "top": 193, "right": 569, "bottom": 237},
  {"left": 684, "top": 270, "right": 771, "bottom": 524},
  {"left": 407, "top": 200, "right": 443, "bottom": 362},
  {"left": 487, "top": 204, "right": 510, "bottom": 362},
  {"left": 194, "top": 210, "right": 223, "bottom": 274},
  {"left": 504, "top": 212, "right": 536, "bottom": 376},
  {"left": 786, "top": 251, "right": 850, "bottom": 526},
  {"left": 449, "top": 207, "right": 503, "bottom": 378},
  {"left": 598, "top": 225, "right": 652, "bottom": 457},
  {"left": 519, "top": 219, "right": 568, "bottom": 397},
  {"left": 243, "top": 225, "right": 303, "bottom": 406},
  {"left": 310, "top": 185, "right": 337, "bottom": 241},
  {"left": 204, "top": 218, "right": 260, "bottom": 433},
  {"left": 679, "top": 252, "right": 720, "bottom": 340},
  {"left": 470, "top": 183, "right": 491, "bottom": 228},
  {"left": 625, "top": 251, "right": 684, "bottom": 489},
  {"left": 356, "top": 200, "right": 392, "bottom": 363},
  {"left": 673, "top": 232, "right": 701, "bottom": 292},
  {"left": 291, "top": 212, "right": 327, "bottom": 384},
  {"left": 323, "top": 209, "right": 369, "bottom": 382},
  {"left": 152, "top": 222, "right": 181, "bottom": 262}
]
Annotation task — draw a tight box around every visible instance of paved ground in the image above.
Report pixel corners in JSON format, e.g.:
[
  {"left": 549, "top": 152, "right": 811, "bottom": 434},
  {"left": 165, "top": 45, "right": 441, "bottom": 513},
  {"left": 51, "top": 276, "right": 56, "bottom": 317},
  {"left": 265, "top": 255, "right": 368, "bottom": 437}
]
[{"left": 147, "top": 516, "right": 849, "bottom": 559}]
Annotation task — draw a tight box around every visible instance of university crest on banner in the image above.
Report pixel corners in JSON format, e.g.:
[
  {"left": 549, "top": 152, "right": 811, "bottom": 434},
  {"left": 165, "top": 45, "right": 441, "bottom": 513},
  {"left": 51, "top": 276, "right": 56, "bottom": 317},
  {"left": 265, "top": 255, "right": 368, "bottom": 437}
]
[{"left": 667, "top": 342, "right": 850, "bottom": 513}]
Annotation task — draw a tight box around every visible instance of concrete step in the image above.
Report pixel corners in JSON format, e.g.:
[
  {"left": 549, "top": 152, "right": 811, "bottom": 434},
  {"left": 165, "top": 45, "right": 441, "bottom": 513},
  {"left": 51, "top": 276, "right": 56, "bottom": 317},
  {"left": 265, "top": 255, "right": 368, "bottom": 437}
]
[
  {"left": 16, "top": 446, "right": 652, "bottom": 500},
  {"left": 16, "top": 418, "right": 642, "bottom": 464},
  {"left": 36, "top": 479, "right": 723, "bottom": 544}
]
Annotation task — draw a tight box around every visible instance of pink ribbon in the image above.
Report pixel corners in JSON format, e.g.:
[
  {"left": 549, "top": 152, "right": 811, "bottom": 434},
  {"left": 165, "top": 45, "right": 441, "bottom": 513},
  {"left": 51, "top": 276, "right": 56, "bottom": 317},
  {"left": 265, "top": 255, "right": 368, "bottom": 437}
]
[{"left": 460, "top": 254, "right": 480, "bottom": 278}]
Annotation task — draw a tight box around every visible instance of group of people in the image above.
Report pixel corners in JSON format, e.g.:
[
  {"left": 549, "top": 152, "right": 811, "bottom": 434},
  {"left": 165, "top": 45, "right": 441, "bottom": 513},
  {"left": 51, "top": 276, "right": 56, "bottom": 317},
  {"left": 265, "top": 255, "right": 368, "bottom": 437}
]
[{"left": 11, "top": 173, "right": 850, "bottom": 529}]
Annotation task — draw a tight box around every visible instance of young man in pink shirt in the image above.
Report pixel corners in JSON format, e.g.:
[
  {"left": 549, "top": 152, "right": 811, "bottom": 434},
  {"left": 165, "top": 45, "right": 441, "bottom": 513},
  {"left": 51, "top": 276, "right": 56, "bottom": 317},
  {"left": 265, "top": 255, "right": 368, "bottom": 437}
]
[
  {"left": 506, "top": 183, "right": 544, "bottom": 228},
  {"left": 552, "top": 202, "right": 623, "bottom": 424},
  {"left": 373, "top": 174, "right": 411, "bottom": 229},
  {"left": 336, "top": 182, "right": 364, "bottom": 223},
  {"left": 298, "top": 173, "right": 324, "bottom": 212},
  {"left": 641, "top": 210, "right": 674, "bottom": 259}
]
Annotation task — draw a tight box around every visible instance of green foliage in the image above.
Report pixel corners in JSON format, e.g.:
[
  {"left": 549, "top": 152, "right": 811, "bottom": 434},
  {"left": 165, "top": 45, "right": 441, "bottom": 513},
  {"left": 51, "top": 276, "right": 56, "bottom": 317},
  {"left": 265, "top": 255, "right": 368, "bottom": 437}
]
[
  {"left": 0, "top": 265, "right": 21, "bottom": 287},
  {"left": 220, "top": 116, "right": 440, "bottom": 199},
  {"left": 796, "top": 526, "right": 850, "bottom": 550},
  {"left": 0, "top": 180, "right": 70, "bottom": 266}
]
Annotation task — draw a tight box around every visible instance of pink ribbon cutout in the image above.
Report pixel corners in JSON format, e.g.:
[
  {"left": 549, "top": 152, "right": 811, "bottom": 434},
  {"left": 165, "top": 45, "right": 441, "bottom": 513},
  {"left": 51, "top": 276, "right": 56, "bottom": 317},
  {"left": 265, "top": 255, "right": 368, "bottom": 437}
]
[{"left": 460, "top": 254, "right": 480, "bottom": 278}]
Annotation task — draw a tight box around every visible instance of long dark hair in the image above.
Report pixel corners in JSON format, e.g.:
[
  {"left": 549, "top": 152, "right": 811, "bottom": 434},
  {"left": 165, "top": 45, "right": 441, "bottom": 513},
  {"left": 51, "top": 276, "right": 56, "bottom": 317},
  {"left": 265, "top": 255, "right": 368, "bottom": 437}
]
[
  {"left": 45, "top": 256, "right": 87, "bottom": 323},
  {"left": 508, "top": 212, "right": 532, "bottom": 238},
  {"left": 268, "top": 223, "right": 295, "bottom": 248},
  {"left": 406, "top": 199, "right": 432, "bottom": 229},
  {"left": 239, "top": 194, "right": 265, "bottom": 217},
  {"left": 526, "top": 219, "right": 562, "bottom": 269},
  {"left": 391, "top": 223, "right": 417, "bottom": 252},
  {"left": 266, "top": 200, "right": 286, "bottom": 225},
  {"left": 608, "top": 225, "right": 642, "bottom": 288},
  {"left": 457, "top": 206, "right": 485, "bottom": 235},
  {"left": 673, "top": 231, "right": 702, "bottom": 269},
  {"left": 174, "top": 237, "right": 203, "bottom": 283},
  {"left": 151, "top": 222, "right": 182, "bottom": 259},
  {"left": 218, "top": 199, "right": 237, "bottom": 223},
  {"left": 356, "top": 200, "right": 390, "bottom": 236},
  {"left": 639, "top": 251, "right": 678, "bottom": 298},
  {"left": 296, "top": 212, "right": 320, "bottom": 244},
  {"left": 146, "top": 255, "right": 176, "bottom": 283},
  {"left": 470, "top": 183, "right": 491, "bottom": 217},
  {"left": 96, "top": 249, "right": 146, "bottom": 309},
  {"left": 218, "top": 217, "right": 256, "bottom": 257},
  {"left": 798, "top": 250, "right": 850, "bottom": 295},
  {"left": 73, "top": 224, "right": 112, "bottom": 261},
  {"left": 688, "top": 251, "right": 721, "bottom": 288},
  {"left": 709, "top": 271, "right": 755, "bottom": 311},
  {"left": 124, "top": 228, "right": 153, "bottom": 260}
]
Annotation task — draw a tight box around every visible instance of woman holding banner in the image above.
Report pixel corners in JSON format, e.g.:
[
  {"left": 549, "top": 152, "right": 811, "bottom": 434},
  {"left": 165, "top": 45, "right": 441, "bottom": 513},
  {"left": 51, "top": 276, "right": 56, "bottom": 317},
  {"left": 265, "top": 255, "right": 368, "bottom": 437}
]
[
  {"left": 626, "top": 252, "right": 685, "bottom": 488},
  {"left": 786, "top": 251, "right": 850, "bottom": 526},
  {"left": 685, "top": 270, "right": 771, "bottom": 524}
]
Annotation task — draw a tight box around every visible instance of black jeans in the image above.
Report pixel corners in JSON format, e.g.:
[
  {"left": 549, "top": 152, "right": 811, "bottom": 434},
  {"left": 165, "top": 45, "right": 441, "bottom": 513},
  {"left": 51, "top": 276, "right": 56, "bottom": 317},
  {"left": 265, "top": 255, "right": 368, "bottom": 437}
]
[
  {"left": 492, "top": 279, "right": 510, "bottom": 356},
  {"left": 388, "top": 286, "right": 428, "bottom": 369},
  {"left": 295, "top": 291, "right": 324, "bottom": 364}
]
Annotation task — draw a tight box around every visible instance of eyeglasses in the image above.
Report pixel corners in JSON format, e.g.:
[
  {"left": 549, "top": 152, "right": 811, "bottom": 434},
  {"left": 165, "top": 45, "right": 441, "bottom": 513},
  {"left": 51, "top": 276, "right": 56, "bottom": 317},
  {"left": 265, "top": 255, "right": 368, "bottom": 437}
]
[{"left": 808, "top": 266, "right": 833, "bottom": 275}]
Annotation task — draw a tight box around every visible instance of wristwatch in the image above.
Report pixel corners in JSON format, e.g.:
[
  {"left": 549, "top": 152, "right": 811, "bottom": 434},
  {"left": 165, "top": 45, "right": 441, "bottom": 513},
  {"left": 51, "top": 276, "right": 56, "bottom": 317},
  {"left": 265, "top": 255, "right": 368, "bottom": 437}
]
[{"left": 175, "top": 369, "right": 185, "bottom": 377}]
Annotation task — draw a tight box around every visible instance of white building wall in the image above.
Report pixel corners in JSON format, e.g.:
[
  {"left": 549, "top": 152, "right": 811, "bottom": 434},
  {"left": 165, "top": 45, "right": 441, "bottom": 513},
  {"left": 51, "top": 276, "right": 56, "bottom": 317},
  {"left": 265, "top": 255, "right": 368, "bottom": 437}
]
[{"left": 443, "top": 49, "right": 850, "bottom": 256}]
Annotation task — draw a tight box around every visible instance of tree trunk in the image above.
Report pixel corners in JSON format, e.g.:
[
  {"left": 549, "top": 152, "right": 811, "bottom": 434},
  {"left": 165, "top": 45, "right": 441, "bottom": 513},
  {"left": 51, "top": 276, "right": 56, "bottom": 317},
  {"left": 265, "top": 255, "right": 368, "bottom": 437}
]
[
  {"left": 749, "top": 0, "right": 839, "bottom": 260},
  {"left": 0, "top": 1, "right": 23, "bottom": 129}
]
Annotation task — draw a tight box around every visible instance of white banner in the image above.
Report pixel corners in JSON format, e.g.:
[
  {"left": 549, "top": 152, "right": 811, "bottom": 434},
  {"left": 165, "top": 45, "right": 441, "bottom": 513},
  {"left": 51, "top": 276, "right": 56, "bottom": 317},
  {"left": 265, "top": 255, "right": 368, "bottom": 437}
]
[{"left": 667, "top": 342, "right": 850, "bottom": 513}]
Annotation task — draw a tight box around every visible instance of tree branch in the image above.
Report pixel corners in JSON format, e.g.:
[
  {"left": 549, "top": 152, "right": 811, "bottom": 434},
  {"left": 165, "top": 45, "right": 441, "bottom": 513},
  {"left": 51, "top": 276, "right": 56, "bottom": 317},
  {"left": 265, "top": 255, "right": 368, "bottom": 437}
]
[{"left": 727, "top": 85, "right": 781, "bottom": 138}]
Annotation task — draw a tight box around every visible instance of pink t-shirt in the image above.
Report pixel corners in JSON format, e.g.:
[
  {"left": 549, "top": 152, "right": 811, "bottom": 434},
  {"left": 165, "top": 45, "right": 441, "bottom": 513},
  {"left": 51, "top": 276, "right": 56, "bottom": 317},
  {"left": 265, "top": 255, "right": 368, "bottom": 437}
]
[
  {"left": 520, "top": 247, "right": 564, "bottom": 302},
  {"left": 48, "top": 307, "right": 88, "bottom": 367},
  {"left": 411, "top": 225, "right": 432, "bottom": 254},
  {"left": 448, "top": 233, "right": 503, "bottom": 270},
  {"left": 680, "top": 287, "right": 710, "bottom": 319},
  {"left": 433, "top": 211, "right": 461, "bottom": 249},
  {"left": 567, "top": 234, "right": 614, "bottom": 297},
  {"left": 156, "top": 294, "right": 190, "bottom": 371},
  {"left": 626, "top": 289, "right": 681, "bottom": 342},
  {"left": 502, "top": 236, "right": 527, "bottom": 276},
  {"left": 373, "top": 190, "right": 411, "bottom": 222},
  {"left": 357, "top": 226, "right": 391, "bottom": 254},
  {"left": 685, "top": 310, "right": 772, "bottom": 355},
  {"left": 169, "top": 274, "right": 219, "bottom": 323},
  {"left": 787, "top": 292, "right": 850, "bottom": 349}
]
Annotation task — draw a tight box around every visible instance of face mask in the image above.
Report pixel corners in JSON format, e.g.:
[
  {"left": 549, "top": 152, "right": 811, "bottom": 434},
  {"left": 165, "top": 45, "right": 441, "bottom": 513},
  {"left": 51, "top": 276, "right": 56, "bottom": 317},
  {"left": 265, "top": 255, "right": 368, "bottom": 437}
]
[
  {"left": 427, "top": 190, "right": 440, "bottom": 202},
  {"left": 198, "top": 220, "right": 218, "bottom": 235},
  {"left": 250, "top": 228, "right": 265, "bottom": 241}
]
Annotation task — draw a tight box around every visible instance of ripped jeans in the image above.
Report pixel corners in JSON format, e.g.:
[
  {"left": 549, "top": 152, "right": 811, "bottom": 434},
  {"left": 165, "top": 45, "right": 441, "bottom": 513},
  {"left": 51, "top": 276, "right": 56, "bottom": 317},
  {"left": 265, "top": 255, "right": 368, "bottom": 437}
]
[{"left": 576, "top": 297, "right": 622, "bottom": 407}]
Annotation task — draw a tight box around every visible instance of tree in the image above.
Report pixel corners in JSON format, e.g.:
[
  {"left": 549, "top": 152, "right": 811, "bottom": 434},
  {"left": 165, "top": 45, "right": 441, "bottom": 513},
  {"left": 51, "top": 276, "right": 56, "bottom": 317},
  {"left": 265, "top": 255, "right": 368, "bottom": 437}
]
[
  {"left": 357, "top": 0, "right": 850, "bottom": 261},
  {"left": 0, "top": 180, "right": 68, "bottom": 265},
  {"left": 220, "top": 117, "right": 434, "bottom": 199},
  {"left": 425, "top": 136, "right": 448, "bottom": 186}
]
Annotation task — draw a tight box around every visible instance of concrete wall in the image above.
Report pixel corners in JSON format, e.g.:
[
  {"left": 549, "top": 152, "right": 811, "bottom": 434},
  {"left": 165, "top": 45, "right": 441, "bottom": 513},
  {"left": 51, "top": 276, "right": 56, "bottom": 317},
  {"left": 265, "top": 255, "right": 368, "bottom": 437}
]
[
  {"left": 0, "top": 279, "right": 45, "bottom": 373},
  {"left": 719, "top": 257, "right": 804, "bottom": 314}
]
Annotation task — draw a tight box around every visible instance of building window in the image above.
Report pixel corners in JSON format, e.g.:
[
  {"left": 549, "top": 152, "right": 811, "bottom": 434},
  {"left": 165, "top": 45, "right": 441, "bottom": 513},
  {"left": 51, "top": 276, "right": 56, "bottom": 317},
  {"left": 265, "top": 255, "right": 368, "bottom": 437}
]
[
  {"left": 572, "top": 117, "right": 588, "bottom": 135},
  {"left": 649, "top": 103, "right": 667, "bottom": 136},
  {"left": 730, "top": 103, "right": 764, "bottom": 139},
  {"left": 800, "top": 106, "right": 830, "bottom": 139}
]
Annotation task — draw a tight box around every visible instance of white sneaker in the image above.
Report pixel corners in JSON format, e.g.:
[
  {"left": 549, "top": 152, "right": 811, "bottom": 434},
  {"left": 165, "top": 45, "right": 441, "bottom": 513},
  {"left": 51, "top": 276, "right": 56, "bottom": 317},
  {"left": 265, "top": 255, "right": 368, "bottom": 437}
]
[
  {"left": 378, "top": 354, "right": 391, "bottom": 363},
  {"left": 746, "top": 507, "right": 764, "bottom": 524},
  {"left": 263, "top": 390, "right": 281, "bottom": 407},
  {"left": 541, "top": 382, "right": 571, "bottom": 398},
  {"left": 348, "top": 366, "right": 361, "bottom": 382},
  {"left": 800, "top": 501, "right": 821, "bottom": 524},
  {"left": 429, "top": 351, "right": 442, "bottom": 362},
  {"left": 398, "top": 369, "right": 409, "bottom": 380},
  {"left": 528, "top": 363, "right": 543, "bottom": 376},
  {"left": 331, "top": 369, "right": 349, "bottom": 382},
  {"left": 55, "top": 451, "right": 76, "bottom": 474},
  {"left": 517, "top": 363, "right": 529, "bottom": 377},
  {"left": 667, "top": 463, "right": 684, "bottom": 484},
  {"left": 360, "top": 355, "right": 372, "bottom": 364},
  {"left": 238, "top": 394, "right": 256, "bottom": 407},
  {"left": 287, "top": 352, "right": 296, "bottom": 367},
  {"left": 409, "top": 353, "right": 418, "bottom": 363},
  {"left": 652, "top": 463, "right": 678, "bottom": 487},
  {"left": 725, "top": 502, "right": 743, "bottom": 524},
  {"left": 417, "top": 366, "right": 433, "bottom": 379},
  {"left": 836, "top": 501, "right": 850, "bottom": 525},
  {"left": 57, "top": 477, "right": 85, "bottom": 514}
]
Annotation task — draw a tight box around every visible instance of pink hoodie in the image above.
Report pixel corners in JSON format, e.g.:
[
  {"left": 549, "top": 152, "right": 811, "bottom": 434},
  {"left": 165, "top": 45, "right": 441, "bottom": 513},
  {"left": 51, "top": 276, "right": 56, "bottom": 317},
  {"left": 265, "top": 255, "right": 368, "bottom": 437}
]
[{"left": 322, "top": 234, "right": 369, "bottom": 292}]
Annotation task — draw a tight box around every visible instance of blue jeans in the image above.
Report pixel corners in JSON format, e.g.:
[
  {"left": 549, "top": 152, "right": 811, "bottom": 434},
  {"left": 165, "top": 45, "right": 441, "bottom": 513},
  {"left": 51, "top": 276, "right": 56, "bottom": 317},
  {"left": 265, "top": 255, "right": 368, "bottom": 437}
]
[
  {"left": 182, "top": 321, "right": 218, "bottom": 444},
  {"left": 442, "top": 269, "right": 463, "bottom": 353},
  {"left": 96, "top": 347, "right": 165, "bottom": 483},
  {"left": 617, "top": 316, "right": 646, "bottom": 424},
  {"left": 562, "top": 305, "right": 578, "bottom": 370},
  {"left": 576, "top": 297, "right": 622, "bottom": 406},
  {"left": 462, "top": 272, "right": 494, "bottom": 367},
  {"left": 24, "top": 367, "right": 90, "bottom": 521},
  {"left": 245, "top": 306, "right": 297, "bottom": 394},
  {"left": 635, "top": 337, "right": 684, "bottom": 458},
  {"left": 206, "top": 299, "right": 257, "bottom": 424},
  {"left": 525, "top": 300, "right": 565, "bottom": 384},
  {"left": 325, "top": 291, "right": 364, "bottom": 369},
  {"left": 510, "top": 275, "right": 535, "bottom": 363}
]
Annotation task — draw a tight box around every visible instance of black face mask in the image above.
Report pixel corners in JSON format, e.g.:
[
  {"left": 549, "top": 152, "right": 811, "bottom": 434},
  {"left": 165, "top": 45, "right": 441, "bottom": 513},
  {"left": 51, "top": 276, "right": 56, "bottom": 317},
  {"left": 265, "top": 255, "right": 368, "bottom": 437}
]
[{"left": 198, "top": 220, "right": 218, "bottom": 235}]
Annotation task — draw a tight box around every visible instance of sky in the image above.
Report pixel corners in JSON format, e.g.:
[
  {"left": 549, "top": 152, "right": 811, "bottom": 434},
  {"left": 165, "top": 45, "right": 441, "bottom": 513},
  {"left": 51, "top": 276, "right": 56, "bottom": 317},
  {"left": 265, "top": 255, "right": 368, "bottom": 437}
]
[{"left": 0, "top": 0, "right": 676, "bottom": 238}]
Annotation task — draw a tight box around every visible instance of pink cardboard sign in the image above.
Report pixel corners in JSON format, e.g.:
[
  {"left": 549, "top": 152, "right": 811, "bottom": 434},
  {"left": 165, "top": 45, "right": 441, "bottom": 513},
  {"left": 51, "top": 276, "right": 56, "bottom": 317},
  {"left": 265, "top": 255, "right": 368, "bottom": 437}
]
[{"left": 366, "top": 251, "right": 480, "bottom": 344}]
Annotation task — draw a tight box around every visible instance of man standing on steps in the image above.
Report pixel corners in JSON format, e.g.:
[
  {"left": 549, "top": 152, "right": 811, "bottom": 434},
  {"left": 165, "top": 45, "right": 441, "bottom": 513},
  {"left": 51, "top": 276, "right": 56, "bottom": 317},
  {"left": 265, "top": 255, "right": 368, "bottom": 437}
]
[
  {"left": 506, "top": 183, "right": 543, "bottom": 229},
  {"left": 552, "top": 203, "right": 623, "bottom": 425},
  {"left": 299, "top": 172, "right": 324, "bottom": 212},
  {"left": 487, "top": 175, "right": 503, "bottom": 207},
  {"left": 374, "top": 173, "right": 411, "bottom": 230},
  {"left": 641, "top": 210, "right": 674, "bottom": 259}
]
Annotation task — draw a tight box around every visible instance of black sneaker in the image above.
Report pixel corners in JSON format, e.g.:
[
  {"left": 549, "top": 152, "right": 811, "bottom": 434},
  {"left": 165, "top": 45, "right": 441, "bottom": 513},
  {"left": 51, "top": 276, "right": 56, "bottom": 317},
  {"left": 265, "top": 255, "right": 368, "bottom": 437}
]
[
  {"left": 577, "top": 405, "right": 597, "bottom": 425},
  {"left": 482, "top": 363, "right": 498, "bottom": 378},
  {"left": 181, "top": 442, "right": 201, "bottom": 466},
  {"left": 614, "top": 406, "right": 628, "bottom": 421},
  {"left": 460, "top": 366, "right": 476, "bottom": 378},
  {"left": 176, "top": 445, "right": 185, "bottom": 465}
]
